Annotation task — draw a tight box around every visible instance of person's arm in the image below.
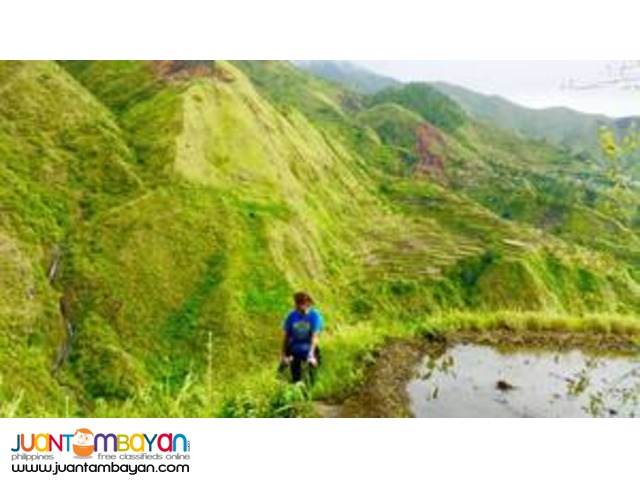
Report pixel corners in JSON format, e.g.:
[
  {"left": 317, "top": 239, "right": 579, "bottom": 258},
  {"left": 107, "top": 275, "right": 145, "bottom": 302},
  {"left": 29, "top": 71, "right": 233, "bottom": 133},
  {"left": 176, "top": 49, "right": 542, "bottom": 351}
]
[
  {"left": 308, "top": 333, "right": 320, "bottom": 361},
  {"left": 307, "top": 311, "right": 323, "bottom": 364},
  {"left": 280, "top": 315, "right": 291, "bottom": 362}
]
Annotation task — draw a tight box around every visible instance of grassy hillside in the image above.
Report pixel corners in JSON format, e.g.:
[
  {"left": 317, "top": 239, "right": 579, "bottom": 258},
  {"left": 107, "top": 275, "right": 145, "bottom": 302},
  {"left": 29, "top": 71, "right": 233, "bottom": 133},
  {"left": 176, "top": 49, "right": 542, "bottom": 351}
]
[
  {"left": 0, "top": 61, "right": 142, "bottom": 415},
  {"left": 368, "top": 83, "right": 467, "bottom": 132},
  {"left": 434, "top": 81, "right": 610, "bottom": 149},
  {"left": 433, "top": 82, "right": 640, "bottom": 180},
  {"left": 299, "top": 61, "right": 640, "bottom": 180},
  {"left": 1, "top": 60, "right": 638, "bottom": 417},
  {"left": 295, "top": 61, "right": 400, "bottom": 94}
]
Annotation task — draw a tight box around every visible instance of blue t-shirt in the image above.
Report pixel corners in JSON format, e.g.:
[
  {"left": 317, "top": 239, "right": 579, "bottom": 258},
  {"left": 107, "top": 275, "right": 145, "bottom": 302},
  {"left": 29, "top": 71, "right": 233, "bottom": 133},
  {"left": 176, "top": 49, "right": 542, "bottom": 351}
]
[{"left": 283, "top": 309, "right": 323, "bottom": 357}]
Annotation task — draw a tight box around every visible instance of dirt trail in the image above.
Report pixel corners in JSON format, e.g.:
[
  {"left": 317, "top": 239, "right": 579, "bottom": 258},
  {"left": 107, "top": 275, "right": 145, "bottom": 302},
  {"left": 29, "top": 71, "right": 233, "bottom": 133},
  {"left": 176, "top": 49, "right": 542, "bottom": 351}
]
[{"left": 315, "top": 340, "right": 427, "bottom": 418}]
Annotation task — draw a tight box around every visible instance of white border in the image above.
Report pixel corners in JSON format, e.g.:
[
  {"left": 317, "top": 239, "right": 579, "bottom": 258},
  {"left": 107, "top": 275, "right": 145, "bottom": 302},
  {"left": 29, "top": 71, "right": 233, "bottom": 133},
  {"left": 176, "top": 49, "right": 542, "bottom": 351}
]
[
  {"left": 1, "top": 418, "right": 638, "bottom": 479},
  {"left": 0, "top": 0, "right": 636, "bottom": 59}
]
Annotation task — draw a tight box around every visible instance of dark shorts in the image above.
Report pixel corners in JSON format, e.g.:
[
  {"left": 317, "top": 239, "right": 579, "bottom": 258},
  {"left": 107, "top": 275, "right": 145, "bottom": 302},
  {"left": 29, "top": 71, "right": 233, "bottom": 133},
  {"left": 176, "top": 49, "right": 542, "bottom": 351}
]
[{"left": 280, "top": 346, "right": 322, "bottom": 383}]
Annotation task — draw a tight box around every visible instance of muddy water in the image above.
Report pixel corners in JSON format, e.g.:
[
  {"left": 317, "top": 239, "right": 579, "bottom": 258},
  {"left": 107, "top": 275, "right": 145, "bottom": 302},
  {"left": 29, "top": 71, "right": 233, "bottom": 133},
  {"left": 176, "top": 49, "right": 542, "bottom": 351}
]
[{"left": 408, "top": 344, "right": 640, "bottom": 417}]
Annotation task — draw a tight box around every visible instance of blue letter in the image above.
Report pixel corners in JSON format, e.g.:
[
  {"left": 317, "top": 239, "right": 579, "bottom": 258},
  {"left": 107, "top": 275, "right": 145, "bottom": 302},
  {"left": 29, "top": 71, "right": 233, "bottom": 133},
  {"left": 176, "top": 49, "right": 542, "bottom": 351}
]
[
  {"left": 172, "top": 434, "right": 188, "bottom": 452},
  {"left": 143, "top": 434, "right": 158, "bottom": 452},
  {"left": 62, "top": 435, "right": 74, "bottom": 452}
]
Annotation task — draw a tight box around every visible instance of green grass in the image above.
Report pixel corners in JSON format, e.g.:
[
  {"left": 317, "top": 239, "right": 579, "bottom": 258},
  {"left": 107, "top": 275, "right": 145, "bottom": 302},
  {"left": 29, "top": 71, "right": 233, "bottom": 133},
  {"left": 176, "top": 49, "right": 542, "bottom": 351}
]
[
  {"left": 369, "top": 82, "right": 467, "bottom": 132},
  {"left": 0, "top": 60, "right": 638, "bottom": 417}
]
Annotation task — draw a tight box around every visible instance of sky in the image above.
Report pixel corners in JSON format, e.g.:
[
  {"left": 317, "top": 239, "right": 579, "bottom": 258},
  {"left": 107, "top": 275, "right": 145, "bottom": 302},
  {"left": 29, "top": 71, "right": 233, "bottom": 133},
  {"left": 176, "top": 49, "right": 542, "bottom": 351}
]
[{"left": 354, "top": 61, "right": 640, "bottom": 118}]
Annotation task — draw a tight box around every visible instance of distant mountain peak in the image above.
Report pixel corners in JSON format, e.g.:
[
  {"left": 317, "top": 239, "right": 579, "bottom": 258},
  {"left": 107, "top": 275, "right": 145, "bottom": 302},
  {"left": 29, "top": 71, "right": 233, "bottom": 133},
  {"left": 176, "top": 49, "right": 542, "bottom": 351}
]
[{"left": 294, "top": 60, "right": 400, "bottom": 94}]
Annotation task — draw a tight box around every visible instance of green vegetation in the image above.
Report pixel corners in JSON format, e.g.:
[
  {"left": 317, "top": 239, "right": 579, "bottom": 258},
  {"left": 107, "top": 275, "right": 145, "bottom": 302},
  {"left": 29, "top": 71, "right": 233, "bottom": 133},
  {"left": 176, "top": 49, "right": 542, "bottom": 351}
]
[
  {"left": 357, "top": 103, "right": 423, "bottom": 148},
  {"left": 369, "top": 83, "right": 467, "bottom": 131},
  {"left": 0, "top": 60, "right": 638, "bottom": 417},
  {"left": 432, "top": 81, "right": 640, "bottom": 180}
]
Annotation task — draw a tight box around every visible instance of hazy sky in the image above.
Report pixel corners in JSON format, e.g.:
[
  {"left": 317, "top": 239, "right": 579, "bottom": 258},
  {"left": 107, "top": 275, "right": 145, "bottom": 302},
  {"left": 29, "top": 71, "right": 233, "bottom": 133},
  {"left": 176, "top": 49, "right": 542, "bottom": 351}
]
[{"left": 355, "top": 61, "right": 640, "bottom": 118}]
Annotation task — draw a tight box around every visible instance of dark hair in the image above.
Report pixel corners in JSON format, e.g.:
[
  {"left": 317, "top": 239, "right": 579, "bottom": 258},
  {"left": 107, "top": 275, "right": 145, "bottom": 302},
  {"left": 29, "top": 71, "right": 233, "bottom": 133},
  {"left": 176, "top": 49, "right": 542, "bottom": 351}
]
[{"left": 293, "top": 291, "right": 313, "bottom": 305}]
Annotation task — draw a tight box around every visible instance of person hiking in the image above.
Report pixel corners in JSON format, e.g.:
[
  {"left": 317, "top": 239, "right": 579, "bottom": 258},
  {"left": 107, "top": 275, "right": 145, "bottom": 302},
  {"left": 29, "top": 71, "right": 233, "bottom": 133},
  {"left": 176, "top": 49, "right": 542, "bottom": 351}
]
[{"left": 279, "top": 291, "right": 323, "bottom": 383}]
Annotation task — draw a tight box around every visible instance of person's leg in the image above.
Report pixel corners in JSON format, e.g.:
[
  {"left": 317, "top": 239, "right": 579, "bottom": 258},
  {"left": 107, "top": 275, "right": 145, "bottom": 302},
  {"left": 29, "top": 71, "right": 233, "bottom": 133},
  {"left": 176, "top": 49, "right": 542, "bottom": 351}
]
[
  {"left": 290, "top": 357, "right": 303, "bottom": 383},
  {"left": 307, "top": 346, "right": 321, "bottom": 385}
]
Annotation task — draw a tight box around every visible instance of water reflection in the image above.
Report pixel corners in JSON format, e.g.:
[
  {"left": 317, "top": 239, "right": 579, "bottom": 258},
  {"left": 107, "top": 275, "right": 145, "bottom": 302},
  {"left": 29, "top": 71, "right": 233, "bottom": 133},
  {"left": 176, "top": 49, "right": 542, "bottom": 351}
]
[{"left": 408, "top": 344, "right": 640, "bottom": 418}]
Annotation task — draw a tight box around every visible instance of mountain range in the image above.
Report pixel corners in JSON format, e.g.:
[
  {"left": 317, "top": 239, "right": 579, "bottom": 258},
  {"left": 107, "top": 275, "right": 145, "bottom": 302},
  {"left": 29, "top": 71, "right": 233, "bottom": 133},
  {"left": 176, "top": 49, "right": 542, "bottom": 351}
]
[
  {"left": 1, "top": 60, "right": 638, "bottom": 417},
  {"left": 299, "top": 61, "right": 640, "bottom": 178}
]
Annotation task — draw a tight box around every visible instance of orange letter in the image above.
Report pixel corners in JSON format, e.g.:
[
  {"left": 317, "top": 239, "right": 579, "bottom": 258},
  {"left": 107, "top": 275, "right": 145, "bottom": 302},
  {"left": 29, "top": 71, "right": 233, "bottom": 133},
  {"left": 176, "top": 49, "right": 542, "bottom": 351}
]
[
  {"left": 130, "top": 434, "right": 145, "bottom": 452},
  {"left": 34, "top": 434, "right": 48, "bottom": 452}
]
